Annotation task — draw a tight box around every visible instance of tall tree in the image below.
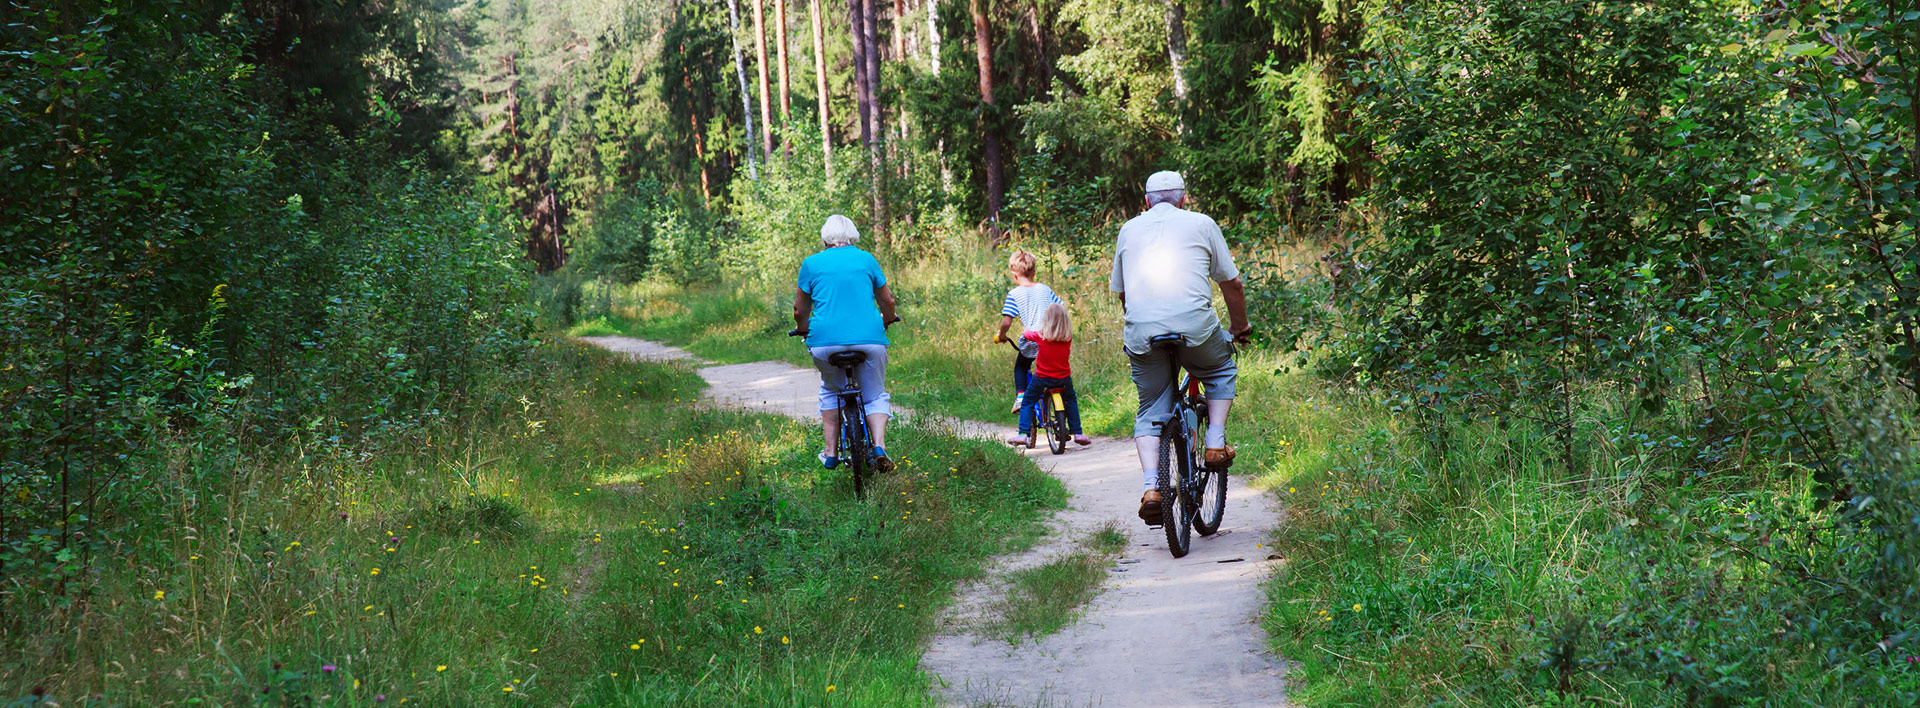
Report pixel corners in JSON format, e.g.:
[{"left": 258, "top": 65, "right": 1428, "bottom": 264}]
[
  {"left": 727, "top": 0, "right": 760, "bottom": 179},
  {"left": 861, "top": 0, "right": 888, "bottom": 241},
  {"left": 754, "top": 0, "right": 776, "bottom": 159},
  {"left": 926, "top": 0, "right": 941, "bottom": 75},
  {"left": 811, "top": 0, "right": 833, "bottom": 169},
  {"left": 777, "top": 0, "right": 792, "bottom": 155},
  {"left": 848, "top": 0, "right": 872, "bottom": 148},
  {"left": 971, "top": 0, "right": 1003, "bottom": 229}
]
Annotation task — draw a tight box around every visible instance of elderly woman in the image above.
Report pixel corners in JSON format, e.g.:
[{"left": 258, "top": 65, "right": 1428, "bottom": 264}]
[{"left": 792, "top": 214, "right": 899, "bottom": 471}]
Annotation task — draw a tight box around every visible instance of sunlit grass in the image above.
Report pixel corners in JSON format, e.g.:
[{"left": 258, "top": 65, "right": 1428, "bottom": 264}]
[
  {"left": 3, "top": 343, "right": 1065, "bottom": 706},
  {"left": 982, "top": 523, "right": 1130, "bottom": 645}
]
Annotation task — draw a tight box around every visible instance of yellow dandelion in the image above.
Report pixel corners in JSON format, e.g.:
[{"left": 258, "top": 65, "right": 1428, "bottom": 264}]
[
  {"left": 152, "top": 590, "right": 165, "bottom": 600},
  {"left": 782, "top": 636, "right": 790, "bottom": 645},
  {"left": 370, "top": 568, "right": 380, "bottom": 575},
  {"left": 502, "top": 686, "right": 514, "bottom": 692},
  {"left": 753, "top": 626, "right": 763, "bottom": 634},
  {"left": 1352, "top": 603, "right": 1363, "bottom": 612},
  {"left": 630, "top": 643, "right": 640, "bottom": 650},
  {"left": 826, "top": 685, "right": 837, "bottom": 693},
  {"left": 437, "top": 665, "right": 447, "bottom": 672}
]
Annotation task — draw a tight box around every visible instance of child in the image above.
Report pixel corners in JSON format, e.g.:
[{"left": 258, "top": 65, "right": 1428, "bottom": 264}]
[
  {"left": 995, "top": 250, "right": 1061, "bottom": 413},
  {"left": 1007, "top": 302, "right": 1093, "bottom": 447}
]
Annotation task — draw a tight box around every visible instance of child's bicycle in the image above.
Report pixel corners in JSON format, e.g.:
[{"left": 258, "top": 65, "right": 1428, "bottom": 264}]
[{"left": 1001, "top": 337, "right": 1073, "bottom": 455}]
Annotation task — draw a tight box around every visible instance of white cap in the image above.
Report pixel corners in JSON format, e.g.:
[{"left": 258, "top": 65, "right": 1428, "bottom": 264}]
[{"left": 1144, "top": 170, "right": 1185, "bottom": 193}]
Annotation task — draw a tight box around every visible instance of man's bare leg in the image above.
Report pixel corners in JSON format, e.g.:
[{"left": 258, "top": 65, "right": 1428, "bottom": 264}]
[{"left": 1206, "top": 398, "right": 1231, "bottom": 448}]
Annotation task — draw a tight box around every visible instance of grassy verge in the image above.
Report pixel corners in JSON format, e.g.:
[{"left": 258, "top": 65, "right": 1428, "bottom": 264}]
[
  {"left": 983, "top": 523, "right": 1128, "bottom": 644},
  {"left": 1250, "top": 380, "right": 1920, "bottom": 704},
  {"left": 4, "top": 343, "right": 1064, "bottom": 706}
]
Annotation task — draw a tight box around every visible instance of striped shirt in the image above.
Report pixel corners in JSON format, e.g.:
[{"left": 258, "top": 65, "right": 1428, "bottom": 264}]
[{"left": 1002, "top": 283, "right": 1062, "bottom": 357}]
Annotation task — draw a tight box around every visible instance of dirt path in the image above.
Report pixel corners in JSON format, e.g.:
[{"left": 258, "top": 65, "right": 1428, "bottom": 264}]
[{"left": 579, "top": 335, "right": 1288, "bottom": 707}]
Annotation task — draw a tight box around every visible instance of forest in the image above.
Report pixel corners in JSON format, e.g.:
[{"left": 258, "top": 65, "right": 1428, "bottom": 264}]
[{"left": 3, "top": 0, "right": 1917, "bottom": 704}]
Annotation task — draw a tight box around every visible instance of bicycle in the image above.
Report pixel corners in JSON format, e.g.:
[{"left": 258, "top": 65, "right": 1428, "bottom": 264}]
[
  {"left": 790, "top": 323, "right": 897, "bottom": 499},
  {"left": 1145, "top": 332, "right": 1236, "bottom": 558},
  {"left": 1000, "top": 337, "right": 1072, "bottom": 455}
]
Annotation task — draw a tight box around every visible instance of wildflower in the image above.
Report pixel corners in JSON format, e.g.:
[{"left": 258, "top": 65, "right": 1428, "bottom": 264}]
[
  {"left": 437, "top": 665, "right": 447, "bottom": 672},
  {"left": 502, "top": 686, "right": 514, "bottom": 692},
  {"left": 630, "top": 644, "right": 640, "bottom": 650},
  {"left": 782, "top": 636, "right": 790, "bottom": 645},
  {"left": 825, "top": 685, "right": 836, "bottom": 693},
  {"left": 322, "top": 665, "right": 337, "bottom": 672},
  {"left": 153, "top": 590, "right": 165, "bottom": 600},
  {"left": 1352, "top": 603, "right": 1363, "bottom": 612},
  {"left": 753, "top": 626, "right": 763, "bottom": 634},
  {"left": 370, "top": 568, "right": 380, "bottom": 575}
]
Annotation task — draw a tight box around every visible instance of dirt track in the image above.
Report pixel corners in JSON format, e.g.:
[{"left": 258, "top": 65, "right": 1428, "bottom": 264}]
[{"left": 580, "top": 335, "right": 1288, "bottom": 707}]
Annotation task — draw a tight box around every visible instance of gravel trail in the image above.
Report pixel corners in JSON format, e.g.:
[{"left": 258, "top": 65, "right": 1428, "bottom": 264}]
[{"left": 579, "top": 335, "right": 1288, "bottom": 707}]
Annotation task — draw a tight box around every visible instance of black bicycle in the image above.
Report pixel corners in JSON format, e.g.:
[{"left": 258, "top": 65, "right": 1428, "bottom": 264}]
[
  {"left": 1002, "top": 338, "right": 1072, "bottom": 455},
  {"left": 1147, "top": 333, "right": 1231, "bottom": 558},
  {"left": 791, "top": 323, "right": 897, "bottom": 498}
]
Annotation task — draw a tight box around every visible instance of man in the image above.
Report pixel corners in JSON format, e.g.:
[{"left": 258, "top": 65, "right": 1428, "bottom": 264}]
[{"left": 1109, "top": 171, "right": 1251, "bottom": 525}]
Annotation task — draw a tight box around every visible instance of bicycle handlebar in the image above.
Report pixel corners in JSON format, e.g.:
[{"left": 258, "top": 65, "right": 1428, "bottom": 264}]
[{"left": 789, "top": 317, "right": 901, "bottom": 340}]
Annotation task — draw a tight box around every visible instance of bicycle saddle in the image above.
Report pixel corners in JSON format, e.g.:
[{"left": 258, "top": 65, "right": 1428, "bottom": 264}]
[
  {"left": 1148, "top": 333, "right": 1186, "bottom": 347},
  {"left": 827, "top": 351, "right": 868, "bottom": 367}
]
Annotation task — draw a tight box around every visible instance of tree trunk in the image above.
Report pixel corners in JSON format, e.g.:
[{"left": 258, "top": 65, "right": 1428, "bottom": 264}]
[
  {"left": 926, "top": 0, "right": 941, "bottom": 76},
  {"left": 777, "top": 0, "right": 792, "bottom": 156},
  {"left": 848, "top": 0, "right": 871, "bottom": 148},
  {"left": 727, "top": 0, "right": 759, "bottom": 180},
  {"left": 893, "top": 0, "right": 907, "bottom": 59},
  {"left": 684, "top": 70, "right": 713, "bottom": 206},
  {"left": 862, "top": 0, "right": 888, "bottom": 243},
  {"left": 1165, "top": 0, "right": 1189, "bottom": 134},
  {"left": 754, "top": 0, "right": 776, "bottom": 161},
  {"left": 811, "top": 0, "right": 832, "bottom": 171},
  {"left": 970, "top": 0, "right": 1002, "bottom": 231}
]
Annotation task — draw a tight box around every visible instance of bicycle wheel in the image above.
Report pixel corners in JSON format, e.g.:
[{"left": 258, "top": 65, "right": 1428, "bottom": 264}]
[
  {"left": 1158, "top": 415, "right": 1193, "bottom": 558},
  {"left": 1192, "top": 457, "right": 1228, "bottom": 536},
  {"left": 843, "top": 409, "right": 869, "bottom": 499},
  {"left": 1048, "top": 400, "right": 1068, "bottom": 456}
]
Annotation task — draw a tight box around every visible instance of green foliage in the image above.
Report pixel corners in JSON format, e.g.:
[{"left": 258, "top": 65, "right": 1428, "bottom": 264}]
[{"left": 1, "top": 0, "right": 530, "bottom": 599}]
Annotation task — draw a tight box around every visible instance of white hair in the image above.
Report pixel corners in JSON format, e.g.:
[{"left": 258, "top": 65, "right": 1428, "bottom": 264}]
[
  {"left": 820, "top": 214, "right": 861, "bottom": 247},
  {"left": 1145, "top": 189, "right": 1186, "bottom": 207}
]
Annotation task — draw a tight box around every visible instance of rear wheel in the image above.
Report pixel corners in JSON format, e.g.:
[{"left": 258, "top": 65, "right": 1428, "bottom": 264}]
[
  {"left": 1048, "top": 401, "right": 1068, "bottom": 455},
  {"left": 1158, "top": 417, "right": 1193, "bottom": 558},
  {"left": 843, "top": 408, "right": 869, "bottom": 499}
]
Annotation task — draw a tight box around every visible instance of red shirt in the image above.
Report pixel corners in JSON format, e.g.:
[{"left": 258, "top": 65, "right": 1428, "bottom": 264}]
[{"left": 1022, "top": 331, "right": 1073, "bottom": 379}]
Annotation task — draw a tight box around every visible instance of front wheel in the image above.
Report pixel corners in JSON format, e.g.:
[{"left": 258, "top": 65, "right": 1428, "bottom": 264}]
[
  {"left": 1158, "top": 417, "right": 1193, "bottom": 558},
  {"left": 1192, "top": 462, "right": 1227, "bottom": 536}
]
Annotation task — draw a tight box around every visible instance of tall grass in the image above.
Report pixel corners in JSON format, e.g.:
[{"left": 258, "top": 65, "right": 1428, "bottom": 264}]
[{"left": 2, "top": 344, "right": 1064, "bottom": 705}]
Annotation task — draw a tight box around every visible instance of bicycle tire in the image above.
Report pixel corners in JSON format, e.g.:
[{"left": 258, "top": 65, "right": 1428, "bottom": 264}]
[
  {"left": 1158, "top": 416, "right": 1193, "bottom": 558},
  {"left": 1192, "top": 460, "right": 1228, "bottom": 536},
  {"left": 1048, "top": 404, "right": 1068, "bottom": 455},
  {"left": 844, "top": 407, "right": 869, "bottom": 499}
]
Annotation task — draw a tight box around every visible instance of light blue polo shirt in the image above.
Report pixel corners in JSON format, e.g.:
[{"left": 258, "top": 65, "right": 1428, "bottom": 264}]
[{"left": 798, "top": 245, "right": 889, "bottom": 348}]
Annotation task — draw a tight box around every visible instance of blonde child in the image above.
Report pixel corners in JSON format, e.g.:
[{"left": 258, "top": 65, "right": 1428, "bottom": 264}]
[
  {"left": 1007, "top": 302, "right": 1093, "bottom": 447},
  {"left": 995, "top": 250, "right": 1062, "bottom": 412}
]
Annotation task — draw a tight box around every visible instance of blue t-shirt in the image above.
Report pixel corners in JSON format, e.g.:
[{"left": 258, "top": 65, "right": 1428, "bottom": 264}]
[{"left": 797, "top": 246, "right": 889, "bottom": 348}]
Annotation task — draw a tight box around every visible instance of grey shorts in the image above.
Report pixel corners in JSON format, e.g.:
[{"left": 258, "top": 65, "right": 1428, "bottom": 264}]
[
  {"left": 810, "top": 344, "right": 892, "bottom": 417},
  {"left": 1127, "top": 330, "right": 1237, "bottom": 438}
]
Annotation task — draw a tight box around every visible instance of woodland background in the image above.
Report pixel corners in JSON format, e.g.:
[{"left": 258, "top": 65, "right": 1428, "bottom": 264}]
[{"left": 3, "top": 0, "right": 1918, "bottom": 704}]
